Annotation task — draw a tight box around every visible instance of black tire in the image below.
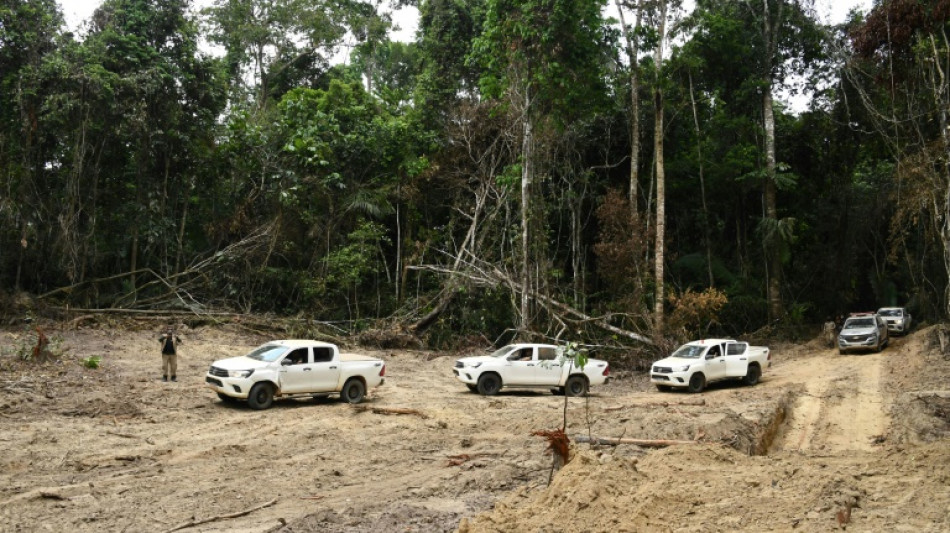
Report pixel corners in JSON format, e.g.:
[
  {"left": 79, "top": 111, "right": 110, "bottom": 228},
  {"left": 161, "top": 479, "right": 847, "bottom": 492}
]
[
  {"left": 466, "top": 384, "right": 478, "bottom": 393},
  {"left": 247, "top": 383, "right": 275, "bottom": 410},
  {"left": 341, "top": 378, "right": 366, "bottom": 404},
  {"left": 476, "top": 373, "right": 502, "bottom": 396},
  {"left": 217, "top": 392, "right": 239, "bottom": 404},
  {"left": 743, "top": 364, "right": 761, "bottom": 386},
  {"left": 655, "top": 384, "right": 671, "bottom": 392},
  {"left": 564, "top": 375, "right": 589, "bottom": 397},
  {"left": 687, "top": 373, "right": 706, "bottom": 393}
]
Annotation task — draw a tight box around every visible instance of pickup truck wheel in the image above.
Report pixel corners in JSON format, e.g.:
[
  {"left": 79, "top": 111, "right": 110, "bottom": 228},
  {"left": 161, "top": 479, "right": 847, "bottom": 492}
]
[
  {"left": 564, "top": 375, "right": 589, "bottom": 397},
  {"left": 476, "top": 373, "right": 502, "bottom": 396},
  {"left": 687, "top": 373, "right": 706, "bottom": 393},
  {"left": 217, "top": 392, "right": 238, "bottom": 404},
  {"left": 341, "top": 379, "right": 366, "bottom": 404},
  {"left": 743, "top": 364, "right": 762, "bottom": 386},
  {"left": 247, "top": 383, "right": 274, "bottom": 410}
]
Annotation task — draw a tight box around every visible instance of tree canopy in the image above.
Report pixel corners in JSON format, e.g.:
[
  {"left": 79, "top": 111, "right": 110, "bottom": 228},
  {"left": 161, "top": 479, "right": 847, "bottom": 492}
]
[{"left": 0, "top": 0, "right": 945, "bottom": 356}]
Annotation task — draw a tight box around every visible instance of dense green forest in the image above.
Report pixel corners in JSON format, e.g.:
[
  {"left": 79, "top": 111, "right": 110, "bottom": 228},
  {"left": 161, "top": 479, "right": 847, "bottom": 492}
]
[{"left": 1, "top": 0, "right": 948, "bottom": 352}]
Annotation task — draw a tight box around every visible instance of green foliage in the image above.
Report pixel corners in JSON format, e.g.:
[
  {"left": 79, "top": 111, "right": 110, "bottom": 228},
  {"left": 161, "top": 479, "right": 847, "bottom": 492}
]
[
  {"left": 82, "top": 355, "right": 103, "bottom": 369},
  {"left": 470, "top": 0, "right": 610, "bottom": 121},
  {"left": 557, "top": 341, "right": 588, "bottom": 370},
  {"left": 325, "top": 220, "right": 391, "bottom": 289},
  {"left": 1, "top": 0, "right": 946, "bottom": 339}
]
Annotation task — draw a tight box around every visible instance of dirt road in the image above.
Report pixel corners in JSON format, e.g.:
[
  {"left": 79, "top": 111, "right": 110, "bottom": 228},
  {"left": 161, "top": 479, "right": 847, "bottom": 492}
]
[{"left": 1, "top": 323, "right": 948, "bottom": 532}]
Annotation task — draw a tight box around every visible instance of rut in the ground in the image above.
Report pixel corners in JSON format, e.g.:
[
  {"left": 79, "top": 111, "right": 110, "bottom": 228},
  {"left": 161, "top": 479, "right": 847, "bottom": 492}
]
[{"left": 770, "top": 350, "right": 889, "bottom": 453}]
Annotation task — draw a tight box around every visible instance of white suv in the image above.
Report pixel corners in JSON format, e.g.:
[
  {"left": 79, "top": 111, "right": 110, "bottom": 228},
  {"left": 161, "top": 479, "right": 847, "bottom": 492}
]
[
  {"left": 838, "top": 313, "right": 889, "bottom": 354},
  {"left": 877, "top": 307, "right": 912, "bottom": 335}
]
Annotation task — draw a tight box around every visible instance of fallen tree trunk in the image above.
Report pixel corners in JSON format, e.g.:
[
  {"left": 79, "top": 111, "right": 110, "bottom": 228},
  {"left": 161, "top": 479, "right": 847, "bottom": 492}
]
[
  {"left": 410, "top": 259, "right": 653, "bottom": 346},
  {"left": 574, "top": 435, "right": 699, "bottom": 448}
]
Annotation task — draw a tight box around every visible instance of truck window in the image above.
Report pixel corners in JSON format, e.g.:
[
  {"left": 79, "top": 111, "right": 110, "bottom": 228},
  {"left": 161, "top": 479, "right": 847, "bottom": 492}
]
[
  {"left": 508, "top": 348, "right": 532, "bottom": 361},
  {"left": 726, "top": 343, "right": 746, "bottom": 356},
  {"left": 284, "top": 348, "right": 309, "bottom": 365},
  {"left": 313, "top": 347, "right": 332, "bottom": 362},
  {"left": 538, "top": 347, "right": 557, "bottom": 361},
  {"left": 706, "top": 346, "right": 722, "bottom": 359}
]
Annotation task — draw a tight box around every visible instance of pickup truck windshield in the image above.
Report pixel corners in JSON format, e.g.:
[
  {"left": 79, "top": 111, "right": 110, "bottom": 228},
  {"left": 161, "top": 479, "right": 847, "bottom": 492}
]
[
  {"left": 670, "top": 345, "right": 706, "bottom": 359},
  {"left": 246, "top": 345, "right": 290, "bottom": 362},
  {"left": 878, "top": 309, "right": 900, "bottom": 317},
  {"left": 844, "top": 318, "right": 874, "bottom": 329}
]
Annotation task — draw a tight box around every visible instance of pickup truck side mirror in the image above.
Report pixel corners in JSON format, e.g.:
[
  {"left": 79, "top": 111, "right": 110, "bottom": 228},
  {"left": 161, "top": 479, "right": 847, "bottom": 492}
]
[{"left": 280, "top": 358, "right": 293, "bottom": 366}]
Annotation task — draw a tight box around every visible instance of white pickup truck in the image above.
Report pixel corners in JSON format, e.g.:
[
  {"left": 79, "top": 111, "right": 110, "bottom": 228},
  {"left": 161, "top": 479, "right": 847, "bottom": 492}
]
[
  {"left": 453, "top": 343, "right": 610, "bottom": 396},
  {"left": 205, "top": 340, "right": 385, "bottom": 409},
  {"left": 650, "top": 338, "right": 770, "bottom": 393}
]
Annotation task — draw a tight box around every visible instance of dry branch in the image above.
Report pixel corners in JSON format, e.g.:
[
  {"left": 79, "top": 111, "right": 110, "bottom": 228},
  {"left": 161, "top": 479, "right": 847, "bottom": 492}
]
[
  {"left": 574, "top": 435, "right": 700, "bottom": 448},
  {"left": 411, "top": 258, "right": 653, "bottom": 346},
  {"left": 603, "top": 399, "right": 705, "bottom": 410},
  {"left": 351, "top": 405, "right": 429, "bottom": 419},
  {"left": 162, "top": 498, "right": 277, "bottom": 533}
]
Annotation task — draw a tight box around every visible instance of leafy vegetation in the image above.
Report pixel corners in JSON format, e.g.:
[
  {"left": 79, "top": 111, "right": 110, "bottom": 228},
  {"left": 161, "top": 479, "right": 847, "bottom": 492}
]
[{"left": 0, "top": 0, "right": 946, "bottom": 357}]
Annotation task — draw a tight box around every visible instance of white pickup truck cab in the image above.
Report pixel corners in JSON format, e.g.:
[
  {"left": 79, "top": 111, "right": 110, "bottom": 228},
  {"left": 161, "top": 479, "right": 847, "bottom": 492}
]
[
  {"left": 650, "top": 338, "right": 770, "bottom": 393},
  {"left": 453, "top": 343, "right": 610, "bottom": 396},
  {"left": 206, "top": 340, "right": 385, "bottom": 409}
]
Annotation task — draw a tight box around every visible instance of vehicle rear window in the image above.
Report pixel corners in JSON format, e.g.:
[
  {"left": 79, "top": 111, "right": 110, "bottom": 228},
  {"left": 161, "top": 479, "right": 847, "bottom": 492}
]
[{"left": 313, "top": 347, "right": 332, "bottom": 362}]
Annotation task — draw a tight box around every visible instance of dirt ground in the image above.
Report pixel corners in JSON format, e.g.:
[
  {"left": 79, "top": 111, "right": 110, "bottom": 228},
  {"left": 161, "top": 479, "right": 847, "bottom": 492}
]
[{"left": 1, "top": 319, "right": 949, "bottom": 533}]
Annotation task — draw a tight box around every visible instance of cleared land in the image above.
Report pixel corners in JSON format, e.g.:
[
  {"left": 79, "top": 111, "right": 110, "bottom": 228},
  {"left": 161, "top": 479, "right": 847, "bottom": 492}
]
[{"left": 1, "top": 321, "right": 948, "bottom": 532}]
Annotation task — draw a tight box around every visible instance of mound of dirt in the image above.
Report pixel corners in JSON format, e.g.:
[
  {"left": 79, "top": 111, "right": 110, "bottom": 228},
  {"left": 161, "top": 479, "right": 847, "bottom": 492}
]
[{"left": 458, "top": 328, "right": 950, "bottom": 532}]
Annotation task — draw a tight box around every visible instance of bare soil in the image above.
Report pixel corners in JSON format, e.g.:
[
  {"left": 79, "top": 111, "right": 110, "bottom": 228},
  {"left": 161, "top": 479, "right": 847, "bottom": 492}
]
[{"left": 1, "top": 320, "right": 948, "bottom": 533}]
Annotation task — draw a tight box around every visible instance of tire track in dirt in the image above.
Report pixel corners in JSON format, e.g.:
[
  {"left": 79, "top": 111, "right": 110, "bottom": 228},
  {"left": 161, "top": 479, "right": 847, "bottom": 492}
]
[{"left": 770, "top": 349, "right": 889, "bottom": 453}]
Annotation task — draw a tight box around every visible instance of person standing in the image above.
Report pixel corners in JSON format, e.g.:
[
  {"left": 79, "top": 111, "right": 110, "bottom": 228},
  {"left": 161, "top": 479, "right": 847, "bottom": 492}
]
[{"left": 159, "top": 326, "right": 182, "bottom": 382}]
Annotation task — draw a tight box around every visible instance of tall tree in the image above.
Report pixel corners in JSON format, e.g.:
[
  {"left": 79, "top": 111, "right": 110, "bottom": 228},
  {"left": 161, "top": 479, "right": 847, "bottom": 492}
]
[
  {"left": 849, "top": 0, "right": 950, "bottom": 317},
  {"left": 0, "top": 0, "right": 64, "bottom": 290},
  {"left": 651, "top": 0, "right": 669, "bottom": 336},
  {"left": 204, "top": 0, "right": 350, "bottom": 105},
  {"left": 687, "top": 0, "right": 823, "bottom": 322},
  {"left": 471, "top": 0, "right": 608, "bottom": 332}
]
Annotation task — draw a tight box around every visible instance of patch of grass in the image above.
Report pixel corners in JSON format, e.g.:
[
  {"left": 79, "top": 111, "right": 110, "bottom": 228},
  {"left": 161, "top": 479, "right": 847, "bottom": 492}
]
[{"left": 81, "top": 355, "right": 102, "bottom": 369}]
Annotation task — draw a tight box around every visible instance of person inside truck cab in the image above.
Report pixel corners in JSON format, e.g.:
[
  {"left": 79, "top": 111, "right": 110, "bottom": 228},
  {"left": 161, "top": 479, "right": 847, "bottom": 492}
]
[
  {"left": 512, "top": 348, "right": 532, "bottom": 361},
  {"left": 284, "top": 348, "right": 309, "bottom": 365},
  {"left": 706, "top": 345, "right": 722, "bottom": 359}
]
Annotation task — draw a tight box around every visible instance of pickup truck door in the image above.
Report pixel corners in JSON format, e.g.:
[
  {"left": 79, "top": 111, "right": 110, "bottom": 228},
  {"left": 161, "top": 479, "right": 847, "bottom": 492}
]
[
  {"left": 724, "top": 342, "right": 750, "bottom": 377},
  {"left": 279, "top": 347, "right": 315, "bottom": 393},
  {"left": 306, "top": 347, "right": 342, "bottom": 392},
  {"left": 702, "top": 344, "right": 728, "bottom": 381},
  {"left": 533, "top": 346, "right": 563, "bottom": 386},
  {"left": 504, "top": 346, "right": 536, "bottom": 385}
]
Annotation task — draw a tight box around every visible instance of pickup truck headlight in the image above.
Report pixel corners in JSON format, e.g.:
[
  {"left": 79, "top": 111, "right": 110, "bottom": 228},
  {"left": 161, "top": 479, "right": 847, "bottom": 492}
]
[
  {"left": 674, "top": 365, "right": 690, "bottom": 372},
  {"left": 227, "top": 369, "right": 254, "bottom": 378}
]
